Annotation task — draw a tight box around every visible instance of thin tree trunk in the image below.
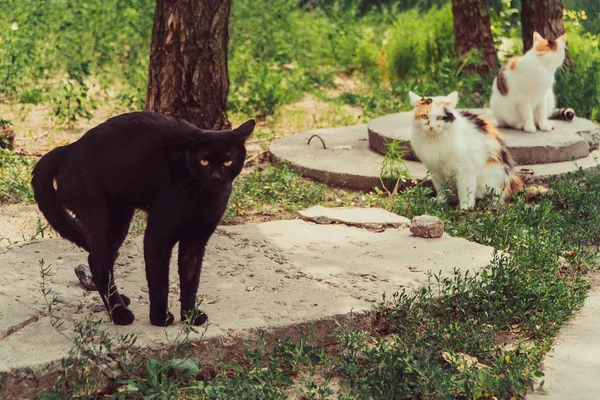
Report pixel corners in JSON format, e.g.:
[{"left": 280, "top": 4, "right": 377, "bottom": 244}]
[
  {"left": 146, "top": 0, "right": 231, "bottom": 130},
  {"left": 521, "top": 0, "right": 568, "bottom": 53},
  {"left": 451, "top": 0, "right": 498, "bottom": 72}
]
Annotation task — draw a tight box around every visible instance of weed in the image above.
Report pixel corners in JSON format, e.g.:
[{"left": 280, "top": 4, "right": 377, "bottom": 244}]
[
  {"left": 0, "top": 149, "right": 36, "bottom": 204},
  {"left": 379, "top": 139, "right": 410, "bottom": 195}
]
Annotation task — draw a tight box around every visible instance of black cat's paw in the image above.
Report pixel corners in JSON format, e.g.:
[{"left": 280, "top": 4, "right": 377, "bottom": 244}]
[
  {"left": 181, "top": 309, "right": 208, "bottom": 326},
  {"left": 120, "top": 294, "right": 131, "bottom": 307},
  {"left": 111, "top": 306, "right": 135, "bottom": 325},
  {"left": 150, "top": 311, "right": 175, "bottom": 327}
]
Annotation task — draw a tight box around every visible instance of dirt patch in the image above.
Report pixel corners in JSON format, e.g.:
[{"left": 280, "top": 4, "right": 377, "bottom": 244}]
[{"left": 0, "top": 204, "right": 57, "bottom": 245}]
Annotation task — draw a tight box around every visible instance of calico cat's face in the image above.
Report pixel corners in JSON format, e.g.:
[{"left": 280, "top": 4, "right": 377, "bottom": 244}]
[
  {"left": 409, "top": 91, "right": 459, "bottom": 135},
  {"left": 532, "top": 31, "right": 567, "bottom": 67},
  {"left": 186, "top": 120, "right": 255, "bottom": 191}
]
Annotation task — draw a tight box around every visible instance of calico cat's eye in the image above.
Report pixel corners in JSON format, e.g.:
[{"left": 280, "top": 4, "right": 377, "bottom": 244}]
[
  {"left": 421, "top": 115, "right": 429, "bottom": 120},
  {"left": 223, "top": 160, "right": 233, "bottom": 167},
  {"left": 200, "top": 159, "right": 209, "bottom": 166},
  {"left": 437, "top": 116, "right": 444, "bottom": 120}
]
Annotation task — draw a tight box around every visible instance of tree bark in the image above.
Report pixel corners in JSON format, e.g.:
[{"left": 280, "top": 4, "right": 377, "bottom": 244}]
[
  {"left": 521, "top": 0, "right": 566, "bottom": 52},
  {"left": 146, "top": 0, "right": 231, "bottom": 130},
  {"left": 451, "top": 0, "right": 498, "bottom": 72}
]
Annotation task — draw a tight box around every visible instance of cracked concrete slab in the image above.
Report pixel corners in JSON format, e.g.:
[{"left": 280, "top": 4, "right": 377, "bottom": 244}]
[
  {"left": 298, "top": 205, "right": 411, "bottom": 229},
  {"left": 0, "top": 218, "right": 494, "bottom": 380}
]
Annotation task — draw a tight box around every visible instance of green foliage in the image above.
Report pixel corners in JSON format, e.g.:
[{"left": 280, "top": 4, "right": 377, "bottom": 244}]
[
  {"left": 555, "top": 10, "right": 600, "bottom": 121},
  {"left": 0, "top": 0, "right": 153, "bottom": 122},
  {"left": 385, "top": 4, "right": 454, "bottom": 81},
  {"left": 0, "top": 150, "right": 35, "bottom": 203},
  {"left": 50, "top": 74, "right": 97, "bottom": 128}
]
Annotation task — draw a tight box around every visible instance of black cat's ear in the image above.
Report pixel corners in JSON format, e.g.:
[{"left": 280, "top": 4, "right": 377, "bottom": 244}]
[{"left": 234, "top": 119, "right": 255, "bottom": 141}]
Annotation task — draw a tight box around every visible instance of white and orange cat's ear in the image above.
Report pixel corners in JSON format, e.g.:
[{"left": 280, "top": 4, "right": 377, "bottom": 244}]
[
  {"left": 559, "top": 33, "right": 567, "bottom": 43},
  {"left": 533, "top": 31, "right": 544, "bottom": 43},
  {"left": 408, "top": 91, "right": 422, "bottom": 107},
  {"left": 446, "top": 91, "right": 459, "bottom": 108}
]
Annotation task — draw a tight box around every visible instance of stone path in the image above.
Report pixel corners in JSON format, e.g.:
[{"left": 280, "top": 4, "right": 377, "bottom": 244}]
[
  {"left": 527, "top": 289, "right": 600, "bottom": 400},
  {"left": 0, "top": 207, "right": 494, "bottom": 396},
  {"left": 270, "top": 110, "right": 600, "bottom": 191}
]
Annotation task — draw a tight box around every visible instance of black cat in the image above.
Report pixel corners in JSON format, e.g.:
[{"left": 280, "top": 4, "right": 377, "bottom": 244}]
[{"left": 31, "top": 112, "right": 255, "bottom": 326}]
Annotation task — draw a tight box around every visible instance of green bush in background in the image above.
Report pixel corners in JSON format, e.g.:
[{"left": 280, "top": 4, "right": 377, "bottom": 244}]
[{"left": 0, "top": 0, "right": 598, "bottom": 122}]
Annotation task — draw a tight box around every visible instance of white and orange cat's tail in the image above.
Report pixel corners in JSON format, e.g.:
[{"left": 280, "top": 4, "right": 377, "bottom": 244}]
[{"left": 503, "top": 174, "right": 523, "bottom": 199}]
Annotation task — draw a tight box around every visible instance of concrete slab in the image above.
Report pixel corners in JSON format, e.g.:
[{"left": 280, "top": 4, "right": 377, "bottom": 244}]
[
  {"left": 0, "top": 219, "right": 494, "bottom": 377},
  {"left": 270, "top": 124, "right": 600, "bottom": 192},
  {"left": 298, "top": 205, "right": 411, "bottom": 229},
  {"left": 527, "top": 289, "right": 600, "bottom": 400},
  {"left": 368, "top": 109, "right": 598, "bottom": 165}
]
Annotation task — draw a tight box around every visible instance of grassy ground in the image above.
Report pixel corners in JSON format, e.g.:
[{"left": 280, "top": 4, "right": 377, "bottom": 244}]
[{"left": 27, "top": 162, "right": 598, "bottom": 399}]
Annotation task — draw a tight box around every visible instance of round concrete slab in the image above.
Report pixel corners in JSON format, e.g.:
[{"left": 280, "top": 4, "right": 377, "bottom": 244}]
[
  {"left": 368, "top": 109, "right": 598, "bottom": 165},
  {"left": 270, "top": 124, "right": 426, "bottom": 191},
  {"left": 270, "top": 124, "right": 600, "bottom": 192}
]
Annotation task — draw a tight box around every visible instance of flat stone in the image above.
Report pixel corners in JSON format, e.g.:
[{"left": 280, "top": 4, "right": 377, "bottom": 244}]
[
  {"left": 527, "top": 289, "right": 600, "bottom": 400},
  {"left": 298, "top": 205, "right": 410, "bottom": 229},
  {"left": 270, "top": 124, "right": 600, "bottom": 192},
  {"left": 0, "top": 219, "right": 493, "bottom": 395},
  {"left": 368, "top": 109, "right": 598, "bottom": 165},
  {"left": 410, "top": 215, "right": 444, "bottom": 238}
]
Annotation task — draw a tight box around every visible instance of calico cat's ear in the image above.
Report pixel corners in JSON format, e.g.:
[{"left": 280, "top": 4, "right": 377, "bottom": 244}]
[
  {"left": 446, "top": 91, "right": 459, "bottom": 108},
  {"left": 559, "top": 33, "right": 567, "bottom": 43},
  {"left": 408, "top": 91, "right": 421, "bottom": 107},
  {"left": 234, "top": 119, "right": 256, "bottom": 141},
  {"left": 533, "top": 31, "right": 544, "bottom": 43}
]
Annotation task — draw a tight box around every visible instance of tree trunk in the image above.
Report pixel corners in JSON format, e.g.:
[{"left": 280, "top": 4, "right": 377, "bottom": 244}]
[
  {"left": 451, "top": 0, "right": 498, "bottom": 72},
  {"left": 146, "top": 0, "right": 231, "bottom": 130},
  {"left": 521, "top": 0, "right": 567, "bottom": 52}
]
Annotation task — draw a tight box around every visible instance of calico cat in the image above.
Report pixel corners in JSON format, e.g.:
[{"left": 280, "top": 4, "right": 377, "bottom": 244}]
[
  {"left": 490, "top": 31, "right": 567, "bottom": 133},
  {"left": 409, "top": 91, "right": 522, "bottom": 209},
  {"left": 31, "top": 112, "right": 255, "bottom": 326}
]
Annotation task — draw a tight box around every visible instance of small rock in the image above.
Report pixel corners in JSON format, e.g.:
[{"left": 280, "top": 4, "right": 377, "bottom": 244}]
[
  {"left": 55, "top": 295, "right": 74, "bottom": 304},
  {"left": 74, "top": 264, "right": 96, "bottom": 291},
  {"left": 245, "top": 286, "right": 255, "bottom": 291},
  {"left": 409, "top": 215, "right": 444, "bottom": 238},
  {"left": 314, "top": 216, "right": 330, "bottom": 224}
]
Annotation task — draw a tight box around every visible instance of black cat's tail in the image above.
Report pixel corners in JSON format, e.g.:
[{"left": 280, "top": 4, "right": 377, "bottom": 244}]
[{"left": 31, "top": 147, "right": 89, "bottom": 251}]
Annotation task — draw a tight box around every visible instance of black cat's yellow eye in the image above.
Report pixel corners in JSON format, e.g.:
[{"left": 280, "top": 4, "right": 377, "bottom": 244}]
[
  {"left": 223, "top": 160, "right": 233, "bottom": 167},
  {"left": 200, "top": 159, "right": 209, "bottom": 166},
  {"left": 437, "top": 116, "right": 444, "bottom": 120},
  {"left": 421, "top": 115, "right": 429, "bottom": 120}
]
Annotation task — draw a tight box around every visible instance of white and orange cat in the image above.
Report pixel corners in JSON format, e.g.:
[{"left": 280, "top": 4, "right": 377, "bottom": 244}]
[
  {"left": 409, "top": 91, "right": 522, "bottom": 209},
  {"left": 490, "top": 31, "right": 567, "bottom": 133}
]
